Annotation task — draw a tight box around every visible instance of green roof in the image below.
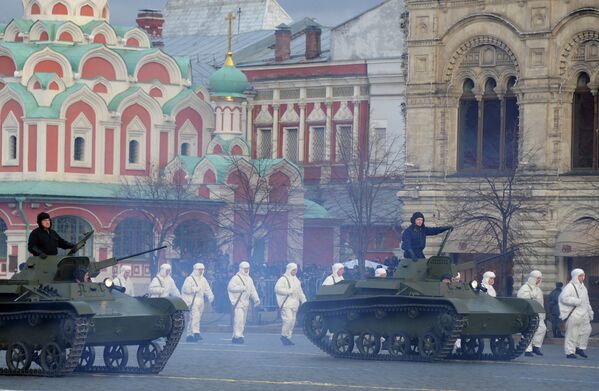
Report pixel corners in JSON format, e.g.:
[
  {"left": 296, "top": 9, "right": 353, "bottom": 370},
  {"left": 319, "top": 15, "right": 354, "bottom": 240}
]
[
  {"left": 163, "top": 89, "right": 193, "bottom": 115},
  {"left": 5, "top": 82, "right": 85, "bottom": 119},
  {"left": 108, "top": 87, "right": 140, "bottom": 111},
  {"left": 209, "top": 135, "right": 250, "bottom": 155},
  {"left": 173, "top": 155, "right": 232, "bottom": 184},
  {"left": 209, "top": 64, "right": 248, "bottom": 98},
  {"left": 304, "top": 199, "right": 332, "bottom": 219},
  {"left": 0, "top": 42, "right": 42, "bottom": 69},
  {"left": 0, "top": 180, "right": 220, "bottom": 204}
]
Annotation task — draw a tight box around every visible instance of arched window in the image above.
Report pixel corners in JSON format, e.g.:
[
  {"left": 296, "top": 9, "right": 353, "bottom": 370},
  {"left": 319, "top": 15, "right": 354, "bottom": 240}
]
[
  {"left": 52, "top": 3, "right": 68, "bottom": 15},
  {"left": 173, "top": 221, "right": 216, "bottom": 260},
  {"left": 2, "top": 112, "right": 19, "bottom": 166},
  {"left": 572, "top": 72, "right": 597, "bottom": 170},
  {"left": 180, "top": 143, "right": 190, "bottom": 156},
  {"left": 149, "top": 87, "right": 163, "bottom": 98},
  {"left": 128, "top": 140, "right": 139, "bottom": 164},
  {"left": 49, "top": 81, "right": 59, "bottom": 91},
  {"left": 73, "top": 137, "right": 85, "bottom": 161},
  {"left": 0, "top": 56, "right": 17, "bottom": 76},
  {"left": 39, "top": 31, "right": 49, "bottom": 41},
  {"left": 0, "top": 218, "right": 7, "bottom": 266},
  {"left": 458, "top": 77, "right": 519, "bottom": 171},
  {"left": 33, "top": 81, "right": 42, "bottom": 90},
  {"left": 53, "top": 216, "right": 93, "bottom": 256},
  {"left": 113, "top": 218, "right": 153, "bottom": 259}
]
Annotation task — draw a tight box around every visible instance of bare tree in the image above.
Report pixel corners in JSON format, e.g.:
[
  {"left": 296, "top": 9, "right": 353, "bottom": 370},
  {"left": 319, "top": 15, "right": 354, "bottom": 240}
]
[
  {"left": 117, "top": 165, "right": 196, "bottom": 277},
  {"left": 208, "top": 155, "right": 304, "bottom": 265},
  {"left": 447, "top": 162, "right": 547, "bottom": 295},
  {"left": 328, "top": 128, "right": 404, "bottom": 275}
]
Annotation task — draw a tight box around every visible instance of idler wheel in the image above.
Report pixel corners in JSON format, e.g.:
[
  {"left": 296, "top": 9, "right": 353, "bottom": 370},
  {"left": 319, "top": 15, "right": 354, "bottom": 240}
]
[
  {"left": 331, "top": 330, "right": 354, "bottom": 354},
  {"left": 137, "top": 342, "right": 162, "bottom": 370},
  {"left": 305, "top": 313, "right": 327, "bottom": 339},
  {"left": 356, "top": 332, "right": 381, "bottom": 355},
  {"left": 418, "top": 332, "right": 440, "bottom": 358},
  {"left": 78, "top": 345, "right": 96, "bottom": 369},
  {"left": 460, "top": 337, "right": 484, "bottom": 358},
  {"left": 6, "top": 342, "right": 32, "bottom": 371},
  {"left": 103, "top": 344, "right": 129, "bottom": 369},
  {"left": 40, "top": 342, "right": 66, "bottom": 373},
  {"left": 490, "top": 336, "right": 514, "bottom": 359},
  {"left": 387, "top": 332, "right": 410, "bottom": 357}
]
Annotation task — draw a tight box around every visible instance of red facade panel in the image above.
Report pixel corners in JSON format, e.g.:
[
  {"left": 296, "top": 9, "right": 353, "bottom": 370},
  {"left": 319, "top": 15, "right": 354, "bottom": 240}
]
[
  {"left": 28, "top": 124, "right": 36, "bottom": 172},
  {"left": 46, "top": 125, "right": 58, "bottom": 172},
  {"left": 104, "top": 128, "right": 114, "bottom": 175},
  {"left": 304, "top": 226, "right": 334, "bottom": 266}
]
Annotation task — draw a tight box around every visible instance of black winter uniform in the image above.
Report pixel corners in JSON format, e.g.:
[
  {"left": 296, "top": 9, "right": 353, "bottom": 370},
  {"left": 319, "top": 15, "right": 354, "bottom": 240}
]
[
  {"left": 28, "top": 212, "right": 75, "bottom": 258},
  {"left": 401, "top": 212, "right": 451, "bottom": 260}
]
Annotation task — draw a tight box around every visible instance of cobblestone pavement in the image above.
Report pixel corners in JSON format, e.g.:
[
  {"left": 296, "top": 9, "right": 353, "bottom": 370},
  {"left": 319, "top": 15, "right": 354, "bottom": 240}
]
[{"left": 1, "top": 333, "right": 598, "bottom": 391}]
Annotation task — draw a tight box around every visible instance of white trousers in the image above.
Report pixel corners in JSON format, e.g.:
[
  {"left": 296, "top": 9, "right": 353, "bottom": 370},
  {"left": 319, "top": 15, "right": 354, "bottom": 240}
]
[
  {"left": 187, "top": 303, "right": 205, "bottom": 336},
  {"left": 564, "top": 317, "right": 592, "bottom": 354},
  {"left": 280, "top": 307, "right": 297, "bottom": 339},
  {"left": 233, "top": 306, "right": 249, "bottom": 338},
  {"left": 526, "top": 313, "right": 546, "bottom": 352}
]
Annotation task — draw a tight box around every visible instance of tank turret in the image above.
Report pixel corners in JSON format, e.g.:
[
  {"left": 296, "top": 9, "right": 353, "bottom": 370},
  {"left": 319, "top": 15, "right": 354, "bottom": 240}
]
[
  {"left": 301, "top": 230, "right": 544, "bottom": 362},
  {"left": 0, "top": 232, "right": 187, "bottom": 377}
]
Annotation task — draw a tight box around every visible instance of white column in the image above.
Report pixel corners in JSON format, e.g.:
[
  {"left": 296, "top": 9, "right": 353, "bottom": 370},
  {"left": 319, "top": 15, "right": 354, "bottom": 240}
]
[
  {"left": 37, "top": 121, "right": 47, "bottom": 174},
  {"left": 58, "top": 122, "right": 66, "bottom": 173},
  {"left": 325, "top": 102, "right": 333, "bottom": 161},
  {"left": 352, "top": 99, "right": 360, "bottom": 155},
  {"left": 114, "top": 123, "right": 121, "bottom": 175},
  {"left": 246, "top": 102, "right": 254, "bottom": 152},
  {"left": 22, "top": 121, "right": 29, "bottom": 173},
  {"left": 96, "top": 124, "right": 105, "bottom": 179}
]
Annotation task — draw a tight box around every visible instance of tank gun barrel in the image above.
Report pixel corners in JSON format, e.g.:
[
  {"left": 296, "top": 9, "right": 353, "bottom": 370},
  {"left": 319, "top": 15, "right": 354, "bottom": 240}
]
[{"left": 89, "top": 246, "right": 167, "bottom": 277}]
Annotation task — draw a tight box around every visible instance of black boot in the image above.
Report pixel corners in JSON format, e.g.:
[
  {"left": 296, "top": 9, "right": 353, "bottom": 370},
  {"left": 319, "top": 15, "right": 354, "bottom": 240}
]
[
  {"left": 186, "top": 335, "right": 196, "bottom": 343},
  {"left": 281, "top": 336, "right": 294, "bottom": 346},
  {"left": 532, "top": 347, "right": 543, "bottom": 356},
  {"left": 524, "top": 352, "right": 534, "bottom": 357},
  {"left": 566, "top": 354, "right": 577, "bottom": 359},
  {"left": 194, "top": 333, "right": 203, "bottom": 341},
  {"left": 576, "top": 348, "right": 588, "bottom": 358}
]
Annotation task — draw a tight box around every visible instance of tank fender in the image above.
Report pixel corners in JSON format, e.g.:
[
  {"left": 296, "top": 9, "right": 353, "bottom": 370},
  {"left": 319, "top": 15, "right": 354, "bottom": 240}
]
[
  {"left": 0, "top": 300, "right": 95, "bottom": 316},
  {"left": 138, "top": 296, "right": 189, "bottom": 312}
]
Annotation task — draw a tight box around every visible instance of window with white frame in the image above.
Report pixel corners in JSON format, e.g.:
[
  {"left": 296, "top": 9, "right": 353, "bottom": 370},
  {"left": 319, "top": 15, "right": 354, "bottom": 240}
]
[
  {"left": 259, "top": 128, "right": 272, "bottom": 159},
  {"left": 1, "top": 112, "right": 19, "bottom": 166},
  {"left": 70, "top": 113, "right": 92, "bottom": 167},
  {"left": 310, "top": 126, "right": 326, "bottom": 162},
  {"left": 336, "top": 125, "right": 353, "bottom": 162},
  {"left": 284, "top": 127, "right": 298, "bottom": 162},
  {"left": 372, "top": 127, "right": 387, "bottom": 163},
  {"left": 125, "top": 116, "right": 146, "bottom": 169}
]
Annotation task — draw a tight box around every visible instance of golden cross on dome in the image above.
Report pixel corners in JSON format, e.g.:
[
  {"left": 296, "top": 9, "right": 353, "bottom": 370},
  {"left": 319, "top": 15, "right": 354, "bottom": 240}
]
[{"left": 225, "top": 12, "right": 235, "bottom": 57}]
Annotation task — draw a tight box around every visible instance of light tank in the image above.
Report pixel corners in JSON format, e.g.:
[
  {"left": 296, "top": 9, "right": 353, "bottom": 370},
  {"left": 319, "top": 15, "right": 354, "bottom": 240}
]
[
  {"left": 301, "top": 231, "right": 544, "bottom": 362},
  {"left": 0, "top": 231, "right": 187, "bottom": 376}
]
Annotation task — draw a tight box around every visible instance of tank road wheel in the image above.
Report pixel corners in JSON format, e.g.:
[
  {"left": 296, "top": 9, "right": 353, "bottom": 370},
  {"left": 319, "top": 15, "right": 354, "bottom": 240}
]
[
  {"left": 356, "top": 332, "right": 381, "bottom": 356},
  {"left": 103, "top": 344, "right": 129, "bottom": 369},
  {"left": 78, "top": 345, "right": 96, "bottom": 370},
  {"left": 460, "top": 337, "right": 484, "bottom": 359},
  {"left": 40, "top": 342, "right": 66, "bottom": 373},
  {"left": 388, "top": 332, "right": 410, "bottom": 357},
  {"left": 490, "top": 336, "right": 515, "bottom": 359},
  {"left": 331, "top": 331, "right": 354, "bottom": 354},
  {"left": 418, "top": 333, "right": 440, "bottom": 359},
  {"left": 6, "top": 342, "right": 33, "bottom": 371},
  {"left": 304, "top": 313, "right": 327, "bottom": 339},
  {"left": 137, "top": 342, "right": 162, "bottom": 370}
]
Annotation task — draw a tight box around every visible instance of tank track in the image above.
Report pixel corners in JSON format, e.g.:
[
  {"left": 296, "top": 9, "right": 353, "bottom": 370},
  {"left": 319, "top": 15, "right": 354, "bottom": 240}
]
[
  {"left": 0, "top": 310, "right": 90, "bottom": 377},
  {"left": 304, "top": 303, "right": 465, "bottom": 362},
  {"left": 448, "top": 313, "right": 540, "bottom": 361},
  {"left": 76, "top": 310, "right": 185, "bottom": 374}
]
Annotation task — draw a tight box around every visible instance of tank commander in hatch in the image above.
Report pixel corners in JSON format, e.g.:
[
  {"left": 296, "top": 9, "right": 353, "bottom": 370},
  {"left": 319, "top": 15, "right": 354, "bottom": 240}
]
[
  {"left": 401, "top": 212, "right": 452, "bottom": 260},
  {"left": 28, "top": 212, "right": 75, "bottom": 259},
  {"left": 73, "top": 266, "right": 90, "bottom": 283}
]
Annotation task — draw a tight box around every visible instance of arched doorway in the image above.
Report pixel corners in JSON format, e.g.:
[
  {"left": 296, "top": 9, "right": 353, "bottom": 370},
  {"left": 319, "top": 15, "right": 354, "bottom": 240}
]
[
  {"left": 53, "top": 215, "right": 93, "bottom": 256},
  {"left": 113, "top": 218, "right": 153, "bottom": 259},
  {"left": 172, "top": 220, "right": 217, "bottom": 287}
]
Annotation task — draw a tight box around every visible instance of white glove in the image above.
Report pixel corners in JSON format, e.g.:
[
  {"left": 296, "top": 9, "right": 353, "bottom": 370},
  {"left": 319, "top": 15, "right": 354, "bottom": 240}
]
[{"left": 254, "top": 300, "right": 261, "bottom": 307}]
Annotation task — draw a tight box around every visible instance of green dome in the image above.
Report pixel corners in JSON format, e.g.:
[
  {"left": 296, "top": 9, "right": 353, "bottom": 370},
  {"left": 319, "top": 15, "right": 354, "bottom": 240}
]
[{"left": 209, "top": 53, "right": 248, "bottom": 99}]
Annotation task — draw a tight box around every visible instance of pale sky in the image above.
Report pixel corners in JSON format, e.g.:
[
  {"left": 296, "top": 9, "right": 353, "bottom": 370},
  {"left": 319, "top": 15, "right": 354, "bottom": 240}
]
[{"left": 0, "top": 0, "right": 384, "bottom": 27}]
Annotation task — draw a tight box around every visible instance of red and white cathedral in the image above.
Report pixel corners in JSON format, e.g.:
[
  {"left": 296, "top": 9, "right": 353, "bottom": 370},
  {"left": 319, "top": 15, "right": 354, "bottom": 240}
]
[{"left": 0, "top": 0, "right": 341, "bottom": 285}]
